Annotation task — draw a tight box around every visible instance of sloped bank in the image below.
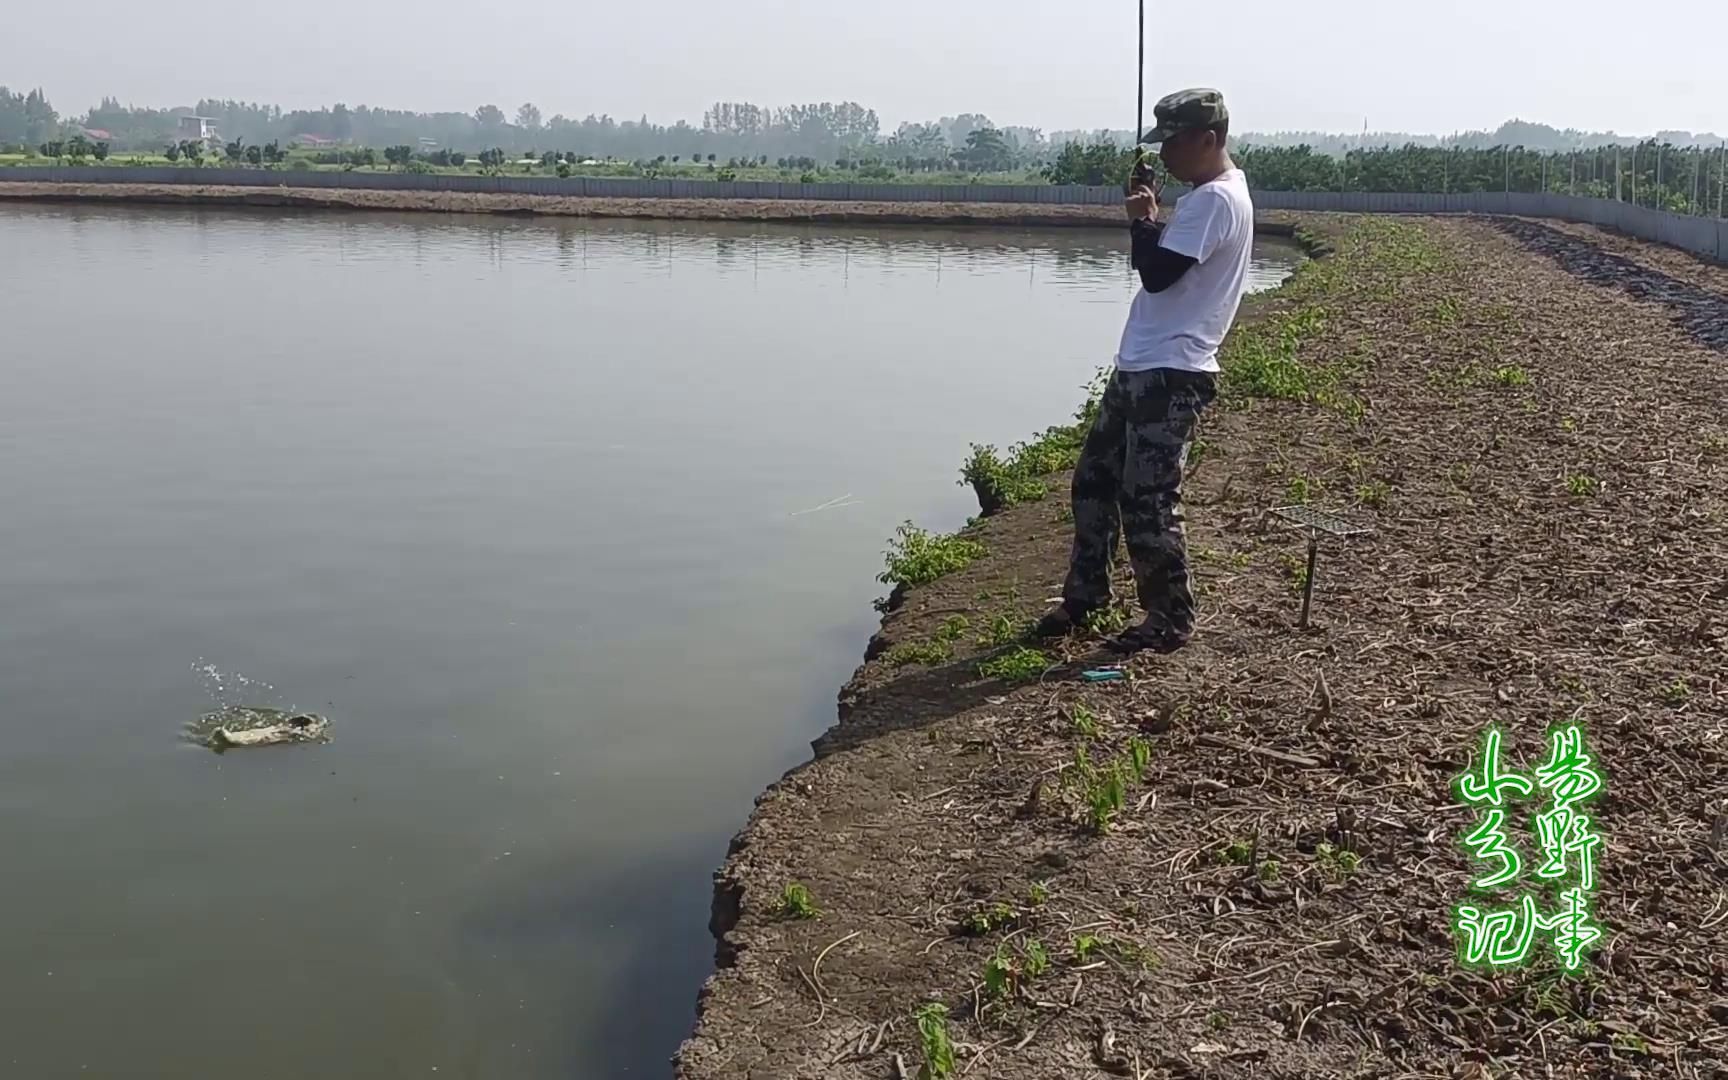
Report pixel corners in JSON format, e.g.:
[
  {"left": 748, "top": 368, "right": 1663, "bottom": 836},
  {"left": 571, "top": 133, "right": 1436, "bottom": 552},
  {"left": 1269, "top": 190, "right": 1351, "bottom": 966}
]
[
  {"left": 0, "top": 181, "right": 1123, "bottom": 227},
  {"left": 675, "top": 213, "right": 1728, "bottom": 1079}
]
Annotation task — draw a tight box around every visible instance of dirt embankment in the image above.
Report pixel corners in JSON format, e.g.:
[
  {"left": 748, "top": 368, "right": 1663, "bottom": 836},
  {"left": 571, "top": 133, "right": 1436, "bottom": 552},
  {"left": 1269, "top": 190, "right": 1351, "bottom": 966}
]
[
  {"left": 0, "top": 180, "right": 1322, "bottom": 235},
  {"left": 0, "top": 181, "right": 1130, "bottom": 227},
  {"left": 677, "top": 216, "right": 1728, "bottom": 1078}
]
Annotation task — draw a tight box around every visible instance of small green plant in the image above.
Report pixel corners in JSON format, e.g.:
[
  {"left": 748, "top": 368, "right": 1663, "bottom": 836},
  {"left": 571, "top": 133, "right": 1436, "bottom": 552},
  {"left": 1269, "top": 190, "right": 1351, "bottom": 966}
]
[
  {"left": 1280, "top": 552, "right": 1310, "bottom": 593},
  {"left": 983, "top": 946, "right": 1016, "bottom": 999},
  {"left": 1560, "top": 416, "right": 1577, "bottom": 433},
  {"left": 1493, "top": 364, "right": 1532, "bottom": 388},
  {"left": 959, "top": 443, "right": 1046, "bottom": 515},
  {"left": 1028, "top": 881, "right": 1049, "bottom": 907},
  {"left": 1083, "top": 605, "right": 1130, "bottom": 636},
  {"left": 1070, "top": 703, "right": 1100, "bottom": 738},
  {"left": 1702, "top": 433, "right": 1726, "bottom": 458},
  {"left": 1129, "top": 737, "right": 1152, "bottom": 781},
  {"left": 1206, "top": 1010, "right": 1232, "bottom": 1031},
  {"left": 1073, "top": 934, "right": 1103, "bottom": 962},
  {"left": 1660, "top": 679, "right": 1691, "bottom": 706},
  {"left": 1258, "top": 859, "right": 1282, "bottom": 882},
  {"left": 914, "top": 1003, "right": 955, "bottom": 1080},
  {"left": 879, "top": 523, "right": 986, "bottom": 588},
  {"left": 1315, "top": 842, "right": 1362, "bottom": 881},
  {"left": 1356, "top": 480, "right": 1390, "bottom": 508},
  {"left": 884, "top": 639, "right": 954, "bottom": 667},
  {"left": 1086, "top": 761, "right": 1128, "bottom": 835},
  {"left": 979, "top": 613, "right": 1029, "bottom": 648},
  {"left": 777, "top": 882, "right": 820, "bottom": 920},
  {"left": 1069, "top": 743, "right": 1096, "bottom": 783},
  {"left": 1565, "top": 474, "right": 1600, "bottom": 497},
  {"left": 978, "top": 647, "right": 1050, "bottom": 683},
  {"left": 1611, "top": 1031, "right": 1650, "bottom": 1056},
  {"left": 960, "top": 902, "right": 1021, "bottom": 936},
  {"left": 1429, "top": 296, "right": 1463, "bottom": 325},
  {"left": 1284, "top": 475, "right": 1314, "bottom": 504},
  {"left": 1022, "top": 939, "right": 1050, "bottom": 978},
  {"left": 1219, "top": 839, "right": 1254, "bottom": 866}
]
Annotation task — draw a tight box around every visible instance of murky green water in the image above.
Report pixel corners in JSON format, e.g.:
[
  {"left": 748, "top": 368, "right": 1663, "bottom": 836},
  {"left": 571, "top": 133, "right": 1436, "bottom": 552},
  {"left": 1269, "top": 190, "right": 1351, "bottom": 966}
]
[{"left": 0, "top": 204, "right": 1298, "bottom": 1079}]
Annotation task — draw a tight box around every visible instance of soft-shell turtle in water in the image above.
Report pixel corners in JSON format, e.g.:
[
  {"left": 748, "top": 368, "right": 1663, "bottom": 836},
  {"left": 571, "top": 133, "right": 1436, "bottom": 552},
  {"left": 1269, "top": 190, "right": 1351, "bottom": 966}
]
[{"left": 186, "top": 706, "right": 331, "bottom": 752}]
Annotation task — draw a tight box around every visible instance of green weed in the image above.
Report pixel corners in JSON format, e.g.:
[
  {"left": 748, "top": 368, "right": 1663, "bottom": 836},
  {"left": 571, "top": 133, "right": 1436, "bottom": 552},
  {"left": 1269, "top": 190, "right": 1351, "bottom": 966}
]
[
  {"left": 1660, "top": 679, "right": 1691, "bottom": 706},
  {"left": 1129, "top": 736, "right": 1152, "bottom": 781},
  {"left": 1219, "top": 839, "right": 1254, "bottom": 866},
  {"left": 1429, "top": 296, "right": 1463, "bottom": 325},
  {"left": 1028, "top": 881, "right": 1050, "bottom": 907},
  {"left": 1315, "top": 842, "right": 1362, "bottom": 881},
  {"left": 1356, "top": 480, "right": 1390, "bottom": 508},
  {"left": 914, "top": 1003, "right": 955, "bottom": 1080},
  {"left": 979, "top": 613, "right": 1029, "bottom": 648},
  {"left": 884, "top": 639, "right": 954, "bottom": 667},
  {"left": 1285, "top": 476, "right": 1315, "bottom": 504},
  {"left": 959, "top": 443, "right": 1047, "bottom": 514},
  {"left": 983, "top": 947, "right": 1015, "bottom": 999},
  {"left": 1258, "top": 859, "right": 1282, "bottom": 882},
  {"left": 1206, "top": 1010, "right": 1232, "bottom": 1031},
  {"left": 879, "top": 523, "right": 986, "bottom": 588},
  {"left": 1560, "top": 416, "right": 1577, "bottom": 433},
  {"left": 777, "top": 882, "right": 821, "bottom": 920},
  {"left": 886, "top": 616, "right": 971, "bottom": 666},
  {"left": 1083, "top": 605, "right": 1130, "bottom": 636},
  {"left": 1565, "top": 474, "right": 1600, "bottom": 498},
  {"left": 1493, "top": 364, "right": 1532, "bottom": 388},
  {"left": 1280, "top": 552, "right": 1310, "bottom": 593},
  {"left": 978, "top": 647, "right": 1051, "bottom": 683},
  {"left": 960, "top": 902, "right": 1022, "bottom": 936},
  {"left": 1220, "top": 306, "right": 1329, "bottom": 403},
  {"left": 1074, "top": 934, "right": 1103, "bottom": 962},
  {"left": 1022, "top": 939, "right": 1050, "bottom": 978},
  {"left": 1086, "top": 761, "right": 1128, "bottom": 835},
  {"left": 1070, "top": 703, "right": 1100, "bottom": 738}
]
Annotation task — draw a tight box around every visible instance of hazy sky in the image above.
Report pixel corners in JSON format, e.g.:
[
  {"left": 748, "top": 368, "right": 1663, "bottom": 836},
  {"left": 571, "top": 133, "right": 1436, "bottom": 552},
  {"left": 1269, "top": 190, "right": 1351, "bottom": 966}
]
[{"left": 5, "top": 0, "right": 1723, "bottom": 135}]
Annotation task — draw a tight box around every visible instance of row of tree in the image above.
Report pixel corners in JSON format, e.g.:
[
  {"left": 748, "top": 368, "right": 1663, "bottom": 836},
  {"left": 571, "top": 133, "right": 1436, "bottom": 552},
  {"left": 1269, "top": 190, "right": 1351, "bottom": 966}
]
[{"left": 1041, "top": 141, "right": 1728, "bottom": 217}]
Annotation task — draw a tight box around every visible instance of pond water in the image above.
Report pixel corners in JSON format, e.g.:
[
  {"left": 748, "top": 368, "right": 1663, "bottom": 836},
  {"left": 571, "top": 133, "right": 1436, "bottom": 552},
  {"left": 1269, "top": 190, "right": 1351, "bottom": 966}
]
[{"left": 0, "top": 204, "right": 1299, "bottom": 1079}]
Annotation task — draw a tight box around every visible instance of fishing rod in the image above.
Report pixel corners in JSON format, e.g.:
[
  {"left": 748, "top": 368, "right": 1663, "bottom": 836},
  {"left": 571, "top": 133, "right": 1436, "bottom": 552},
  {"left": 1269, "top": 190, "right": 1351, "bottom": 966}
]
[{"left": 1130, "top": 0, "right": 1156, "bottom": 194}]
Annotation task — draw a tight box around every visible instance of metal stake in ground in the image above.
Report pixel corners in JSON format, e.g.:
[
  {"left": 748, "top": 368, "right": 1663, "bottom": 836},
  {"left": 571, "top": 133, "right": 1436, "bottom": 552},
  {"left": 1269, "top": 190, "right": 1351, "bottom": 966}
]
[{"left": 1270, "top": 506, "right": 1371, "bottom": 630}]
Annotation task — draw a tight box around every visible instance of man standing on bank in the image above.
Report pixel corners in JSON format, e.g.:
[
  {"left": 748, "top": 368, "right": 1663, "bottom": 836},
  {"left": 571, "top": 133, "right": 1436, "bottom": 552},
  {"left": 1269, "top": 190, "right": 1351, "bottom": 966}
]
[{"left": 1036, "top": 87, "right": 1254, "bottom": 654}]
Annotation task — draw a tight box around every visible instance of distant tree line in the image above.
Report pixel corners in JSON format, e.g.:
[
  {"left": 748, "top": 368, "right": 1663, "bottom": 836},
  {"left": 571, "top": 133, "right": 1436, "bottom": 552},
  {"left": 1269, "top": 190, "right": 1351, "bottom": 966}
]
[
  {"left": 5, "top": 83, "right": 1725, "bottom": 214},
  {"left": 1041, "top": 140, "right": 1728, "bottom": 217}
]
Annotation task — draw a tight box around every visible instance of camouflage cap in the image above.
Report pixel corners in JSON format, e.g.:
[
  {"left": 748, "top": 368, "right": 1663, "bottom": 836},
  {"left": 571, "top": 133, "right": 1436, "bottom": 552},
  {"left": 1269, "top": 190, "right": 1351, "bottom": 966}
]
[{"left": 1141, "top": 88, "right": 1229, "bottom": 145}]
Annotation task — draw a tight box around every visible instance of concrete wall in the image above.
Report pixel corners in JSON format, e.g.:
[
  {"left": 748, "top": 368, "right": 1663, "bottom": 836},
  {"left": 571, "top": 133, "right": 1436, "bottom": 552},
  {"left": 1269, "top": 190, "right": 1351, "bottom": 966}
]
[{"left": 5, "top": 166, "right": 1724, "bottom": 262}]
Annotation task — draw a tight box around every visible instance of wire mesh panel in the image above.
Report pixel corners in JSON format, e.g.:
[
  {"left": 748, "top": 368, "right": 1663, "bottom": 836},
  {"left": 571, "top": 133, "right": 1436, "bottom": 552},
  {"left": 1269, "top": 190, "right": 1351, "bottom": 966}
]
[{"left": 1270, "top": 506, "right": 1371, "bottom": 537}]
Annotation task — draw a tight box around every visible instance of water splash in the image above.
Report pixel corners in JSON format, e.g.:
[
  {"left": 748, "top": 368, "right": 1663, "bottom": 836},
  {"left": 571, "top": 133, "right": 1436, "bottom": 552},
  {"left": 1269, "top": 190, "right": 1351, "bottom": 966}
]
[{"left": 191, "top": 660, "right": 289, "bottom": 713}]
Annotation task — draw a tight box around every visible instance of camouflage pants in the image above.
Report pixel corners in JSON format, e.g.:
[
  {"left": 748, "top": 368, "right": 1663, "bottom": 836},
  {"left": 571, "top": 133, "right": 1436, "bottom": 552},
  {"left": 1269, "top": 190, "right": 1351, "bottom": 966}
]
[{"left": 1062, "top": 367, "right": 1217, "bottom": 634}]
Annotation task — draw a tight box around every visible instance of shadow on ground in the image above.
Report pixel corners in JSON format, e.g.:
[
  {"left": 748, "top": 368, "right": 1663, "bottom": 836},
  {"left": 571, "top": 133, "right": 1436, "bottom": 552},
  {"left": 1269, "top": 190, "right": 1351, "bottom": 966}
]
[{"left": 1494, "top": 218, "right": 1728, "bottom": 351}]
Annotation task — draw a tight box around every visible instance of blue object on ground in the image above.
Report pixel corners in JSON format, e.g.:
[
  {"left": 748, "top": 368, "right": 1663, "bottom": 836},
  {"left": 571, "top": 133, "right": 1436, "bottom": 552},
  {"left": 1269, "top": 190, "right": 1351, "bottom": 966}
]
[{"left": 1081, "top": 669, "right": 1126, "bottom": 683}]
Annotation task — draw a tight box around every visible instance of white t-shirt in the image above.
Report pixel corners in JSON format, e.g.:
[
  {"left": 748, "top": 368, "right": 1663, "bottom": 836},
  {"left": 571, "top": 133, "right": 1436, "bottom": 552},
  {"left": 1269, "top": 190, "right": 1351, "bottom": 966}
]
[{"left": 1114, "top": 167, "right": 1255, "bottom": 374}]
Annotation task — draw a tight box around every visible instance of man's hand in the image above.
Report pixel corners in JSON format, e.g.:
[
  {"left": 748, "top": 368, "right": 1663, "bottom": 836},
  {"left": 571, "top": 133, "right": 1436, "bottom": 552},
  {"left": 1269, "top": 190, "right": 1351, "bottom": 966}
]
[{"left": 1124, "top": 184, "right": 1157, "bottom": 222}]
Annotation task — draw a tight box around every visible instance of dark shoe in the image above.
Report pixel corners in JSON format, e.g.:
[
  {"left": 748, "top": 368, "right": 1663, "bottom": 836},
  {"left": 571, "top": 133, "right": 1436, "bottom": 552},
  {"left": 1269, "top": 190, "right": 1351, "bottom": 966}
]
[
  {"left": 1107, "top": 620, "right": 1190, "bottom": 655},
  {"left": 1032, "top": 602, "right": 1093, "bottom": 639}
]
